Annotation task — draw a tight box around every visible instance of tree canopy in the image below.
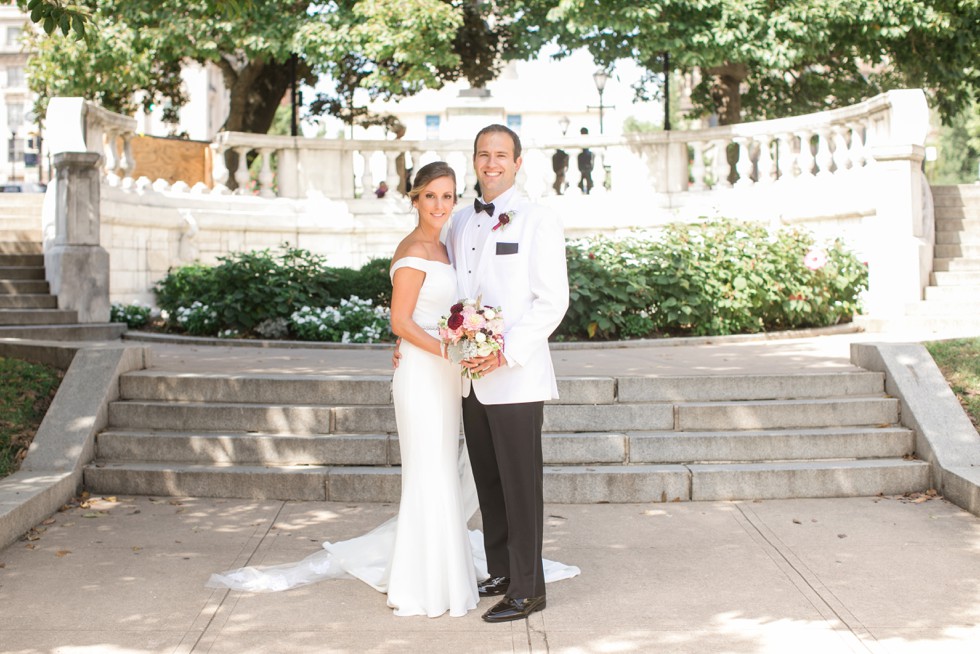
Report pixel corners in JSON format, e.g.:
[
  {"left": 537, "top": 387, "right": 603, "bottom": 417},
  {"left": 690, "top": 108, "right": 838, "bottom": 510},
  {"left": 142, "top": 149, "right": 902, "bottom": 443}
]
[
  {"left": 21, "top": 0, "right": 980, "bottom": 131},
  {"left": 22, "top": 0, "right": 477, "bottom": 134},
  {"left": 514, "top": 0, "right": 980, "bottom": 125}
]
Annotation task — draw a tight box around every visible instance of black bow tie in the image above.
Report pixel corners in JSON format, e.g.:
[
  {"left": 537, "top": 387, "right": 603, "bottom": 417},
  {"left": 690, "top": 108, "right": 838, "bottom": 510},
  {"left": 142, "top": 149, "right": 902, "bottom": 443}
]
[{"left": 474, "top": 198, "right": 495, "bottom": 216}]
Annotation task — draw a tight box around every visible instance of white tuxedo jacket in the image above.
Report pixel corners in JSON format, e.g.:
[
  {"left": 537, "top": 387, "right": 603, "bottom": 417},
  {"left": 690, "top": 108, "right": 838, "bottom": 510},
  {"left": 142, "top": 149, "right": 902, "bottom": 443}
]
[{"left": 446, "top": 189, "right": 569, "bottom": 405}]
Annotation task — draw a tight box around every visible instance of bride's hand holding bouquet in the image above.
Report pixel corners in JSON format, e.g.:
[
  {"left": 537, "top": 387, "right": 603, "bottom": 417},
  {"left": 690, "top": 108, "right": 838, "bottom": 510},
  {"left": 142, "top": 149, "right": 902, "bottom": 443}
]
[{"left": 438, "top": 297, "right": 505, "bottom": 379}]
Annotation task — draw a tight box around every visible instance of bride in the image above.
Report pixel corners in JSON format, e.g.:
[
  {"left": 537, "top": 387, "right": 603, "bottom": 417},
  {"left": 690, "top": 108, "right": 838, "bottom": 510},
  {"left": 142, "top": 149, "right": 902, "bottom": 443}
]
[{"left": 207, "top": 162, "right": 578, "bottom": 617}]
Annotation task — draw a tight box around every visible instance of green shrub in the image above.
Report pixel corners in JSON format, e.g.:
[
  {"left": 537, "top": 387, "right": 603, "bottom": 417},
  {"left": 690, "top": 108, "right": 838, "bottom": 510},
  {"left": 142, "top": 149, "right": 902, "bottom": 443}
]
[
  {"left": 154, "top": 245, "right": 338, "bottom": 336},
  {"left": 558, "top": 218, "right": 868, "bottom": 340}
]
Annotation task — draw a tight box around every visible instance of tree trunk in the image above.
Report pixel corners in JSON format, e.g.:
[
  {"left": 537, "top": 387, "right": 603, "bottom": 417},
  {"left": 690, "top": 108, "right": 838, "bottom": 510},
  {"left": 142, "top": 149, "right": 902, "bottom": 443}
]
[
  {"left": 218, "top": 58, "right": 294, "bottom": 190},
  {"left": 706, "top": 62, "right": 748, "bottom": 126}
]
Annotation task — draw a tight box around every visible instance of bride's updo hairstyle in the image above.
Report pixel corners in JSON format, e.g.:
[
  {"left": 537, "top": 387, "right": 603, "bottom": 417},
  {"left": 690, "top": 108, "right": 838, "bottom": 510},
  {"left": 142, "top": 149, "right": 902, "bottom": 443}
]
[{"left": 408, "top": 161, "right": 457, "bottom": 205}]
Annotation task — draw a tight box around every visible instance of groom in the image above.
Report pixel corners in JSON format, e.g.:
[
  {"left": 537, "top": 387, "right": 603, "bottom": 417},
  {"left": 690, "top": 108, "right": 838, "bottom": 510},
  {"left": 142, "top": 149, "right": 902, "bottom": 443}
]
[{"left": 449, "top": 124, "right": 569, "bottom": 622}]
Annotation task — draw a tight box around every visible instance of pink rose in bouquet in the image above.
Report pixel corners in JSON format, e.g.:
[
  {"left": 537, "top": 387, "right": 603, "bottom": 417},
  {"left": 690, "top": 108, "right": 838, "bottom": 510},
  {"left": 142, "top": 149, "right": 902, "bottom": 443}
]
[{"left": 438, "top": 296, "right": 504, "bottom": 379}]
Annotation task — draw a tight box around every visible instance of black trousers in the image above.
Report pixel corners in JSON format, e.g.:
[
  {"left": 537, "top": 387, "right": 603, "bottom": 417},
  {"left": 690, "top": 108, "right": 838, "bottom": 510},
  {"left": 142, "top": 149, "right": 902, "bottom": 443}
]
[{"left": 462, "top": 393, "right": 545, "bottom": 599}]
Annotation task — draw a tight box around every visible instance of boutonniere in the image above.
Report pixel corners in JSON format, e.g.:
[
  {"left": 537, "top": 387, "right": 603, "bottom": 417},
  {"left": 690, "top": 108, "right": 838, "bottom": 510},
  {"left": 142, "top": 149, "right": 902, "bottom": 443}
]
[{"left": 492, "top": 210, "right": 515, "bottom": 231}]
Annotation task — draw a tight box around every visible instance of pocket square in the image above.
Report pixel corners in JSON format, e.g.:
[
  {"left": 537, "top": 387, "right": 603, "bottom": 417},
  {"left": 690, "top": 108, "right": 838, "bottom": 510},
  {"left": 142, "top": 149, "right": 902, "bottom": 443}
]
[{"left": 496, "top": 242, "right": 519, "bottom": 255}]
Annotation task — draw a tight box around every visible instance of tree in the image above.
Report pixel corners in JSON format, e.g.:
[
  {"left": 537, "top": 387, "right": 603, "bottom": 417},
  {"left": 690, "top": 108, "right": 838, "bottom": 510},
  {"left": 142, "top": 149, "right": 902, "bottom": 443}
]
[
  {"left": 514, "top": 0, "right": 980, "bottom": 125},
  {"left": 22, "top": 0, "right": 467, "bottom": 137}
]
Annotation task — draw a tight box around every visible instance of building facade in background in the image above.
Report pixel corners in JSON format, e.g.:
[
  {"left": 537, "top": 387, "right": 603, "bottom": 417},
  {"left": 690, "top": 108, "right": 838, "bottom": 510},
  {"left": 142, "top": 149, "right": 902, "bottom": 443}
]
[{"left": 0, "top": 4, "right": 40, "bottom": 186}]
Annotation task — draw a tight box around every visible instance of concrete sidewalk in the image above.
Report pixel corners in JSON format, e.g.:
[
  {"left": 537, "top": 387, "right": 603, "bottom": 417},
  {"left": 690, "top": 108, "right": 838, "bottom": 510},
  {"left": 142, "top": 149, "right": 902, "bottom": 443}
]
[
  {"left": 2, "top": 327, "right": 979, "bottom": 653},
  {"left": 0, "top": 493, "right": 977, "bottom": 654}
]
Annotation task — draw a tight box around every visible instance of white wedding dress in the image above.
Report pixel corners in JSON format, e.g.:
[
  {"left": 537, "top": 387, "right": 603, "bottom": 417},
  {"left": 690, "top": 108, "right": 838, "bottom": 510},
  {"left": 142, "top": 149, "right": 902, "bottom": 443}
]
[{"left": 207, "top": 257, "right": 579, "bottom": 617}]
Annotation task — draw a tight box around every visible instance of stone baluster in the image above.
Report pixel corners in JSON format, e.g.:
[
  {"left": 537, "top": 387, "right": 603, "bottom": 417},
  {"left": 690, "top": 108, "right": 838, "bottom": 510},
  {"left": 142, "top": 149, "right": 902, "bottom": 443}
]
[
  {"left": 211, "top": 144, "right": 230, "bottom": 194},
  {"left": 257, "top": 148, "right": 276, "bottom": 198},
  {"left": 462, "top": 151, "right": 478, "bottom": 199},
  {"left": 119, "top": 132, "right": 135, "bottom": 182},
  {"left": 831, "top": 125, "right": 851, "bottom": 172},
  {"left": 848, "top": 120, "right": 867, "bottom": 168},
  {"left": 103, "top": 130, "right": 122, "bottom": 183},
  {"left": 689, "top": 140, "right": 706, "bottom": 191},
  {"left": 756, "top": 135, "right": 775, "bottom": 184},
  {"left": 360, "top": 149, "right": 375, "bottom": 198},
  {"left": 734, "top": 137, "right": 754, "bottom": 187},
  {"left": 797, "top": 130, "right": 815, "bottom": 178},
  {"left": 406, "top": 149, "right": 421, "bottom": 194},
  {"left": 814, "top": 128, "right": 834, "bottom": 177},
  {"left": 233, "top": 147, "right": 251, "bottom": 193},
  {"left": 385, "top": 150, "right": 401, "bottom": 196},
  {"left": 711, "top": 139, "right": 732, "bottom": 188},
  {"left": 777, "top": 133, "right": 797, "bottom": 180}
]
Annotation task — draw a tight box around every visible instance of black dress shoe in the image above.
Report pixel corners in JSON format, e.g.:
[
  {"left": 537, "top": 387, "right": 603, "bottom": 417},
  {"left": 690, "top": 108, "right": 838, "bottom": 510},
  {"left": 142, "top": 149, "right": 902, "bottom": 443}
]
[
  {"left": 482, "top": 595, "right": 546, "bottom": 623},
  {"left": 477, "top": 576, "right": 510, "bottom": 597}
]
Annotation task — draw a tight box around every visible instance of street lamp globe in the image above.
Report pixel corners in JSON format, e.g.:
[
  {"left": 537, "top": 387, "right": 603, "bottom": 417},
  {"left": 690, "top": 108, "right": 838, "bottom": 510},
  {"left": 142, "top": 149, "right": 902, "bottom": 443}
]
[
  {"left": 558, "top": 115, "right": 570, "bottom": 136},
  {"left": 592, "top": 69, "right": 610, "bottom": 93}
]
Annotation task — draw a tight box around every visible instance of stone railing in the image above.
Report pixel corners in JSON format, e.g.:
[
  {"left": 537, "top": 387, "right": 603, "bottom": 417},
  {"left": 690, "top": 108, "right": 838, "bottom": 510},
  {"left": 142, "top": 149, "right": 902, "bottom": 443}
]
[
  {"left": 42, "top": 90, "right": 933, "bottom": 319},
  {"left": 46, "top": 90, "right": 924, "bottom": 205}
]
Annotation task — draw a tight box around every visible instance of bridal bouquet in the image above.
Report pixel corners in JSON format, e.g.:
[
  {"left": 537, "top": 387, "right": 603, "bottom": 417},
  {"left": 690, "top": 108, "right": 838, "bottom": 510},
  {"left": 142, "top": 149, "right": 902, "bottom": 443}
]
[{"left": 438, "top": 297, "right": 504, "bottom": 379}]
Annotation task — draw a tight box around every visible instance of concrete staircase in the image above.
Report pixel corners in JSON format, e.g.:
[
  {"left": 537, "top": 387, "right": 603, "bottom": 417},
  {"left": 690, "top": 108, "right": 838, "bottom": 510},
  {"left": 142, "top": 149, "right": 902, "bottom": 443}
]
[
  {"left": 84, "top": 369, "right": 930, "bottom": 503},
  {"left": 0, "top": 195, "right": 125, "bottom": 341},
  {"left": 899, "top": 184, "right": 980, "bottom": 332}
]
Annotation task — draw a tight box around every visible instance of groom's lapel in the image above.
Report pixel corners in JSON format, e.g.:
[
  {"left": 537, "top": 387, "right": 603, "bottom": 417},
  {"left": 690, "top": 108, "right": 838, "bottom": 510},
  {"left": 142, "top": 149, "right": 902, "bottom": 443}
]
[
  {"left": 454, "top": 210, "right": 479, "bottom": 298},
  {"left": 471, "top": 198, "right": 518, "bottom": 295}
]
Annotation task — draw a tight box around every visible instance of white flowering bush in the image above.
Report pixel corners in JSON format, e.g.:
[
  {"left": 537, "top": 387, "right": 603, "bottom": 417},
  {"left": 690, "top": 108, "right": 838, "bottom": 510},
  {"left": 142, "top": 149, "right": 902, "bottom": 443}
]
[
  {"left": 174, "top": 301, "right": 220, "bottom": 336},
  {"left": 290, "top": 296, "right": 391, "bottom": 343},
  {"left": 109, "top": 301, "right": 152, "bottom": 329}
]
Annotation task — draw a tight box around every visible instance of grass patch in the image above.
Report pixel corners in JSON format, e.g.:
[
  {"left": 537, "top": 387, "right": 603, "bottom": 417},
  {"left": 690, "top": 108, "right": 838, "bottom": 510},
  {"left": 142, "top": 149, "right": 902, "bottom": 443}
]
[
  {"left": 925, "top": 338, "right": 980, "bottom": 430},
  {"left": 0, "top": 357, "right": 63, "bottom": 479}
]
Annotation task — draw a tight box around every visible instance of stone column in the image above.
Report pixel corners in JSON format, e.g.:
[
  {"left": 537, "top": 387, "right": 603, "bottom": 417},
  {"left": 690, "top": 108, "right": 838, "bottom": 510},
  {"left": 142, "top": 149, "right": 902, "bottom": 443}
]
[
  {"left": 44, "top": 152, "right": 110, "bottom": 323},
  {"left": 865, "top": 143, "right": 930, "bottom": 318}
]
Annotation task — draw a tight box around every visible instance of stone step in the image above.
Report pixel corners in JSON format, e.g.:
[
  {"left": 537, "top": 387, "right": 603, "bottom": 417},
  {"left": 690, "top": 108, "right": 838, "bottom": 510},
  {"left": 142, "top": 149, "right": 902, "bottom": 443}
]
[
  {"left": 0, "top": 294, "right": 57, "bottom": 309},
  {"left": 934, "top": 218, "right": 980, "bottom": 233},
  {"left": 859, "top": 316, "right": 980, "bottom": 336},
  {"left": 0, "top": 308, "right": 78, "bottom": 325},
  {"left": 689, "top": 459, "right": 931, "bottom": 500},
  {"left": 0, "top": 322, "right": 126, "bottom": 341},
  {"left": 931, "top": 271, "right": 980, "bottom": 286},
  {"left": 118, "top": 372, "right": 614, "bottom": 406},
  {"left": 0, "top": 266, "right": 45, "bottom": 280},
  {"left": 628, "top": 427, "right": 913, "bottom": 463},
  {"left": 0, "top": 241, "right": 42, "bottom": 254},
  {"left": 0, "top": 279, "right": 49, "bottom": 294},
  {"left": 0, "top": 231, "right": 42, "bottom": 245},
  {"left": 106, "top": 400, "right": 677, "bottom": 434},
  {"left": 82, "top": 458, "right": 929, "bottom": 503},
  {"left": 934, "top": 206, "right": 980, "bottom": 220},
  {"left": 935, "top": 244, "right": 980, "bottom": 259},
  {"left": 95, "top": 425, "right": 913, "bottom": 468},
  {"left": 931, "top": 184, "right": 980, "bottom": 206},
  {"left": 0, "top": 253, "right": 43, "bottom": 266},
  {"left": 922, "top": 285, "right": 980, "bottom": 302},
  {"left": 107, "top": 395, "right": 897, "bottom": 436},
  {"left": 120, "top": 370, "right": 884, "bottom": 405},
  {"left": 617, "top": 372, "right": 884, "bottom": 402},
  {"left": 932, "top": 257, "right": 980, "bottom": 272},
  {"left": 906, "top": 300, "right": 980, "bottom": 316},
  {"left": 936, "top": 228, "right": 980, "bottom": 245},
  {"left": 674, "top": 397, "right": 898, "bottom": 431}
]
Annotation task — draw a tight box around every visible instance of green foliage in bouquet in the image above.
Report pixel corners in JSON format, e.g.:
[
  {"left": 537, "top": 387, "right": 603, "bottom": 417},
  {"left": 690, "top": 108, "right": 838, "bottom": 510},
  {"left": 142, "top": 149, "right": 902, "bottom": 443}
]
[{"left": 559, "top": 218, "right": 868, "bottom": 340}]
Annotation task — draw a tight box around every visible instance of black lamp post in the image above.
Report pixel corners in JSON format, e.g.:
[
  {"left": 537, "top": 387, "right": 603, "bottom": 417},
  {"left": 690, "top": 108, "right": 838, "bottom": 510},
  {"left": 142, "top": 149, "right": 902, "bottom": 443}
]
[{"left": 591, "top": 69, "right": 610, "bottom": 134}]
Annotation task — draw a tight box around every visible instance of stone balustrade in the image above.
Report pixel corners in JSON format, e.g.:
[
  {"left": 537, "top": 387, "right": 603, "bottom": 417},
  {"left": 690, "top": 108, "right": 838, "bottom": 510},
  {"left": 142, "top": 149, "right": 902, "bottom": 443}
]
[{"left": 41, "top": 90, "right": 933, "bottom": 319}]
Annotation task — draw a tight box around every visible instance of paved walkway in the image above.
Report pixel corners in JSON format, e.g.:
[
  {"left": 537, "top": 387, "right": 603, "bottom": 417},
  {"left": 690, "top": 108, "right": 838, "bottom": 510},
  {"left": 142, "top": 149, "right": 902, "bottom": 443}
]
[{"left": 2, "top": 328, "right": 979, "bottom": 653}]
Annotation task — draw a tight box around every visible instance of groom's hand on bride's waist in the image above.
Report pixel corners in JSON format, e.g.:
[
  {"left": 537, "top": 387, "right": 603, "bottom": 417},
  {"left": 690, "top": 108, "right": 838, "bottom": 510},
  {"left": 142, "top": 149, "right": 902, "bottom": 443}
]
[{"left": 392, "top": 338, "right": 401, "bottom": 369}]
